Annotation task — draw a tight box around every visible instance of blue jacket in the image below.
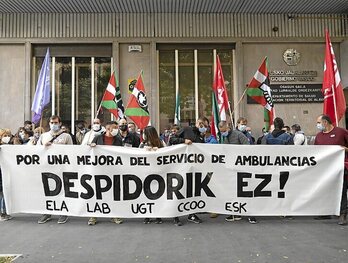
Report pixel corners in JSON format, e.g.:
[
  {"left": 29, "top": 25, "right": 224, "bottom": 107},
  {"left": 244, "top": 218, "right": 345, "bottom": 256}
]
[
  {"left": 205, "top": 135, "right": 218, "bottom": 144},
  {"left": 264, "top": 130, "right": 293, "bottom": 145}
]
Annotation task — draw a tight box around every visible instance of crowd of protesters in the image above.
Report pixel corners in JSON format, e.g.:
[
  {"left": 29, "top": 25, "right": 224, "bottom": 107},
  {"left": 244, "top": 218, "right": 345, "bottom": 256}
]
[{"left": 0, "top": 114, "right": 347, "bottom": 226}]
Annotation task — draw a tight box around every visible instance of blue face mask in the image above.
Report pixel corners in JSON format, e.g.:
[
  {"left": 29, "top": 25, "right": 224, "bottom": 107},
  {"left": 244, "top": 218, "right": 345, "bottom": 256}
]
[
  {"left": 50, "top": 124, "right": 60, "bottom": 132},
  {"left": 199, "top": 127, "right": 207, "bottom": 133},
  {"left": 316, "top": 123, "right": 325, "bottom": 131},
  {"left": 221, "top": 131, "right": 229, "bottom": 137}
]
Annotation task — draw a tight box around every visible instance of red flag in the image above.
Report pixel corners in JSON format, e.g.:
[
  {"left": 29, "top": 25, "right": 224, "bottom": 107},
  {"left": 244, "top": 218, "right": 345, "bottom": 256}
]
[
  {"left": 246, "top": 57, "right": 275, "bottom": 130},
  {"left": 213, "top": 55, "right": 230, "bottom": 121},
  {"left": 322, "top": 30, "right": 346, "bottom": 125},
  {"left": 124, "top": 72, "right": 150, "bottom": 130}
]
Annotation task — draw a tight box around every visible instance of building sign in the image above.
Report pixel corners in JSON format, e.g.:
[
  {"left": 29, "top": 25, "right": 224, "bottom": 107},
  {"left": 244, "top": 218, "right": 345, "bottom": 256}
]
[
  {"left": 247, "top": 84, "right": 323, "bottom": 104},
  {"left": 128, "top": 45, "right": 142, "bottom": 53},
  {"left": 269, "top": 70, "right": 318, "bottom": 82},
  {"left": 283, "top": 49, "right": 301, "bottom": 66}
]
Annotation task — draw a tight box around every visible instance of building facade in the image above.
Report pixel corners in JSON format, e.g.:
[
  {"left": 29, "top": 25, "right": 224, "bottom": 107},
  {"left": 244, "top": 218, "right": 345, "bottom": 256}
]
[{"left": 0, "top": 0, "right": 348, "bottom": 137}]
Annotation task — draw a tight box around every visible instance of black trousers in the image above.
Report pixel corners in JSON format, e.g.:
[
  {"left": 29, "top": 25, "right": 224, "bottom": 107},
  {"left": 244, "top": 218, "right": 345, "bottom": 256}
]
[{"left": 340, "top": 170, "right": 348, "bottom": 216}]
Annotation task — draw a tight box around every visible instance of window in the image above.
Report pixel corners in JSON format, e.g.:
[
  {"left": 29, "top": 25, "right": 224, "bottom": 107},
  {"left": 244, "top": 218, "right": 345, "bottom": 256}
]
[
  {"left": 158, "top": 44, "right": 234, "bottom": 132},
  {"left": 33, "top": 44, "right": 112, "bottom": 132}
]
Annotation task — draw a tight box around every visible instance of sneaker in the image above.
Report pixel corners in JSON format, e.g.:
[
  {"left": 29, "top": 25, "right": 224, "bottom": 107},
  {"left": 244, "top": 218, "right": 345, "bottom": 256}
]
[
  {"left": 38, "top": 214, "right": 52, "bottom": 224},
  {"left": 0, "top": 214, "right": 12, "bottom": 221},
  {"left": 314, "top": 215, "right": 332, "bottom": 220},
  {"left": 248, "top": 217, "right": 258, "bottom": 224},
  {"left": 283, "top": 216, "right": 294, "bottom": 220},
  {"left": 173, "top": 217, "right": 182, "bottom": 226},
  {"left": 111, "top": 218, "right": 123, "bottom": 224},
  {"left": 225, "top": 215, "right": 242, "bottom": 222},
  {"left": 88, "top": 217, "right": 97, "bottom": 226},
  {"left": 57, "top": 215, "right": 68, "bottom": 224},
  {"left": 187, "top": 214, "right": 202, "bottom": 224},
  {"left": 210, "top": 213, "right": 218, "bottom": 218},
  {"left": 154, "top": 218, "right": 163, "bottom": 224},
  {"left": 143, "top": 218, "right": 151, "bottom": 224},
  {"left": 338, "top": 214, "right": 347, "bottom": 226}
]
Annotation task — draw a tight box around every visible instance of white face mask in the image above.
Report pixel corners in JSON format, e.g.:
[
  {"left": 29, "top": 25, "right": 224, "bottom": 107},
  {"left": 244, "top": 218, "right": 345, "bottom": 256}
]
[
  {"left": 238, "top": 124, "right": 247, "bottom": 132},
  {"left": 92, "top": 124, "right": 101, "bottom": 131},
  {"left": 1, "top": 136, "right": 11, "bottom": 144},
  {"left": 19, "top": 132, "right": 25, "bottom": 140},
  {"left": 111, "top": 129, "right": 119, "bottom": 136}
]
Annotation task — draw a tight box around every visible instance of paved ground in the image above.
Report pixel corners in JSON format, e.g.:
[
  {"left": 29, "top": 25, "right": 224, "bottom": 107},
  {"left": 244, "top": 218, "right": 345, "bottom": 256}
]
[{"left": 0, "top": 214, "right": 347, "bottom": 263}]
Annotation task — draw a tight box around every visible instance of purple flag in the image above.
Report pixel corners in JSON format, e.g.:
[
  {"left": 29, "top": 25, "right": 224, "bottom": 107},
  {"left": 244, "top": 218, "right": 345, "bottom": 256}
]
[{"left": 31, "top": 48, "right": 50, "bottom": 124}]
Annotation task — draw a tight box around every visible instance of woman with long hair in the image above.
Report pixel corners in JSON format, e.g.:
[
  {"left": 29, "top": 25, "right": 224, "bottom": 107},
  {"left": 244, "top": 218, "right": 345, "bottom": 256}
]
[{"left": 139, "top": 126, "right": 182, "bottom": 226}]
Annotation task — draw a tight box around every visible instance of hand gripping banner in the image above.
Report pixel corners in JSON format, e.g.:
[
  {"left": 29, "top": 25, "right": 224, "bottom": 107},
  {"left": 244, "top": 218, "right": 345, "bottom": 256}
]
[{"left": 0, "top": 144, "right": 344, "bottom": 217}]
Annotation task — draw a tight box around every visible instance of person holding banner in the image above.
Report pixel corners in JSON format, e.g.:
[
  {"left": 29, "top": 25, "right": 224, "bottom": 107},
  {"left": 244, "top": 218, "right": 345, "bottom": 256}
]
[
  {"left": 218, "top": 121, "right": 258, "bottom": 224},
  {"left": 88, "top": 121, "right": 123, "bottom": 226},
  {"left": 170, "top": 117, "right": 209, "bottom": 224},
  {"left": 37, "top": 115, "right": 73, "bottom": 224},
  {"left": 167, "top": 124, "right": 180, "bottom": 146},
  {"left": 81, "top": 118, "right": 105, "bottom": 145},
  {"left": 116, "top": 118, "right": 140, "bottom": 148},
  {"left": 0, "top": 128, "right": 13, "bottom": 221},
  {"left": 314, "top": 114, "right": 348, "bottom": 226},
  {"left": 29, "top": 127, "right": 45, "bottom": 145},
  {"left": 127, "top": 122, "right": 139, "bottom": 137},
  {"left": 140, "top": 126, "right": 171, "bottom": 225}
]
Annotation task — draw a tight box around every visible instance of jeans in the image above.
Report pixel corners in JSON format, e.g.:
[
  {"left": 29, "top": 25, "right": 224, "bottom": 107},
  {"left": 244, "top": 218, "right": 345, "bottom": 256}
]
[{"left": 0, "top": 191, "right": 6, "bottom": 214}]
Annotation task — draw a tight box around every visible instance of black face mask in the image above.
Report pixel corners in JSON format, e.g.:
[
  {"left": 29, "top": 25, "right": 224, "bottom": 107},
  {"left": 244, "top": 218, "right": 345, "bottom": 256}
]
[{"left": 119, "top": 125, "right": 128, "bottom": 132}]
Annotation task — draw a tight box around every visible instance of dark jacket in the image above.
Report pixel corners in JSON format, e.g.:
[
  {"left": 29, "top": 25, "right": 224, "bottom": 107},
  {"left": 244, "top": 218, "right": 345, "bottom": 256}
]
[
  {"left": 116, "top": 132, "right": 141, "bottom": 147},
  {"left": 170, "top": 126, "right": 205, "bottom": 145},
  {"left": 92, "top": 133, "right": 123, "bottom": 146},
  {"left": 262, "top": 129, "right": 294, "bottom": 145}
]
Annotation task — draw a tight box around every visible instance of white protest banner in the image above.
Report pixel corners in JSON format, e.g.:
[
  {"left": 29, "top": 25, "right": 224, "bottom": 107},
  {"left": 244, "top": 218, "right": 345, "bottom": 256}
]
[{"left": 0, "top": 144, "right": 344, "bottom": 217}]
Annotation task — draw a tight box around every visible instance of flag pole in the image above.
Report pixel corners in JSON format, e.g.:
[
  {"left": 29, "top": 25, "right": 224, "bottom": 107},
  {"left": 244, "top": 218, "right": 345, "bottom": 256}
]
[
  {"left": 227, "top": 101, "right": 234, "bottom": 128},
  {"left": 332, "top": 83, "right": 339, "bottom": 125},
  {"left": 231, "top": 86, "right": 248, "bottom": 116},
  {"left": 174, "top": 50, "right": 179, "bottom": 125}
]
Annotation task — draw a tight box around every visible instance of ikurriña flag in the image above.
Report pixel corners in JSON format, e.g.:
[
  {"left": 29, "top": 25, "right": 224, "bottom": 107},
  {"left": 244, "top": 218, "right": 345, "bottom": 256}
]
[
  {"left": 322, "top": 30, "right": 346, "bottom": 125},
  {"left": 246, "top": 57, "right": 274, "bottom": 130},
  {"left": 31, "top": 48, "right": 50, "bottom": 124},
  {"left": 125, "top": 71, "right": 150, "bottom": 130},
  {"left": 101, "top": 71, "right": 125, "bottom": 120}
]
